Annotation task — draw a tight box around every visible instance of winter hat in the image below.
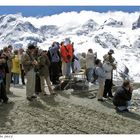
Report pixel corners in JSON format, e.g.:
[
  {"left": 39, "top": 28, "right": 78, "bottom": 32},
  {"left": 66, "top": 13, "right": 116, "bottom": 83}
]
[
  {"left": 95, "top": 59, "right": 101, "bottom": 65},
  {"left": 108, "top": 49, "right": 114, "bottom": 54}
]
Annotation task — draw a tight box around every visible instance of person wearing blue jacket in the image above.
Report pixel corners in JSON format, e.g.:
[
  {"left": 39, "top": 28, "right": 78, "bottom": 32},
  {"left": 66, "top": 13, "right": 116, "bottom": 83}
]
[
  {"left": 95, "top": 59, "right": 106, "bottom": 102},
  {"left": 49, "top": 42, "right": 61, "bottom": 85}
]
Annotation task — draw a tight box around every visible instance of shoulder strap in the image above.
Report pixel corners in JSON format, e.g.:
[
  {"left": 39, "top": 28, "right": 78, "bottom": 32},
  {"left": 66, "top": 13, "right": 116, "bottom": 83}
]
[
  {"left": 64, "top": 45, "right": 69, "bottom": 53},
  {"left": 26, "top": 52, "right": 34, "bottom": 61},
  {"left": 94, "top": 66, "right": 98, "bottom": 76}
]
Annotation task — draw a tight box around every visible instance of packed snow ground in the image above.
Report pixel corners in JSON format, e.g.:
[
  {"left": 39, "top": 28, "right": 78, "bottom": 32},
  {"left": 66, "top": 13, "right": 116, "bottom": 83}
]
[{"left": 0, "top": 84, "right": 140, "bottom": 134}]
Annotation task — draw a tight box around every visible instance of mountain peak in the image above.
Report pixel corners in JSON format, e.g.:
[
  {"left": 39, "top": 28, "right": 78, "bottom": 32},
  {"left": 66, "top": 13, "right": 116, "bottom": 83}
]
[
  {"left": 132, "top": 15, "right": 140, "bottom": 30},
  {"left": 104, "top": 18, "right": 123, "bottom": 27},
  {"left": 82, "top": 19, "right": 98, "bottom": 28}
]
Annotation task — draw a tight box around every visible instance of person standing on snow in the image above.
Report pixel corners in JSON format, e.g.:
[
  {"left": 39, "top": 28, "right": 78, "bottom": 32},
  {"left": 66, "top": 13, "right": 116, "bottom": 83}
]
[
  {"left": 95, "top": 59, "right": 106, "bottom": 102},
  {"left": 103, "top": 49, "right": 117, "bottom": 86},
  {"left": 85, "top": 49, "right": 95, "bottom": 83},
  {"left": 113, "top": 80, "right": 133, "bottom": 112},
  {"left": 19, "top": 48, "right": 25, "bottom": 85},
  {"left": 60, "top": 38, "right": 73, "bottom": 79},
  {"left": 103, "top": 60, "right": 114, "bottom": 99},
  {"left": 38, "top": 50, "right": 55, "bottom": 95},
  {"left": 11, "top": 50, "right": 21, "bottom": 86},
  {"left": 49, "top": 42, "right": 61, "bottom": 85},
  {"left": 2, "top": 46, "right": 14, "bottom": 94},
  {"left": 22, "top": 44, "right": 38, "bottom": 101},
  {"left": 0, "top": 54, "right": 9, "bottom": 104}
]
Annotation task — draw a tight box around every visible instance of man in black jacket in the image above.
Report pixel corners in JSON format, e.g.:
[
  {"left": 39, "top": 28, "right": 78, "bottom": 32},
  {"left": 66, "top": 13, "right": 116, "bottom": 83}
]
[
  {"left": 113, "top": 80, "right": 133, "bottom": 112},
  {"left": 0, "top": 54, "right": 9, "bottom": 104}
]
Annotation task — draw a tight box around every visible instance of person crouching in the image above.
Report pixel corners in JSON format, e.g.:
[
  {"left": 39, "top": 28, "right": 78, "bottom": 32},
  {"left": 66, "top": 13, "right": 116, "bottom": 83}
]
[{"left": 113, "top": 80, "right": 133, "bottom": 112}]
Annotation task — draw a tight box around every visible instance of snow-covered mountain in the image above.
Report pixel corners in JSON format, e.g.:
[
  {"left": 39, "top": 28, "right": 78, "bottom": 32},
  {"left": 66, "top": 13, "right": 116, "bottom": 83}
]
[{"left": 0, "top": 11, "right": 140, "bottom": 82}]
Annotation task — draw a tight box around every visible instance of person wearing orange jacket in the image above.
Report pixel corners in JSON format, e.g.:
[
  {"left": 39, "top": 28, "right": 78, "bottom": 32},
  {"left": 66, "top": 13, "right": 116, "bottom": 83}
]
[{"left": 60, "top": 38, "right": 73, "bottom": 78}]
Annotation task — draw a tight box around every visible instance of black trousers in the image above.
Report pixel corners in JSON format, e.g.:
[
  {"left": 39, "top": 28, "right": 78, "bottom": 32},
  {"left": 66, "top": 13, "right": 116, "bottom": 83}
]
[
  {"left": 0, "top": 80, "right": 8, "bottom": 102},
  {"left": 103, "top": 79, "right": 113, "bottom": 97},
  {"left": 35, "top": 73, "right": 41, "bottom": 94},
  {"left": 50, "top": 62, "right": 60, "bottom": 84},
  {"left": 20, "top": 64, "right": 25, "bottom": 85}
]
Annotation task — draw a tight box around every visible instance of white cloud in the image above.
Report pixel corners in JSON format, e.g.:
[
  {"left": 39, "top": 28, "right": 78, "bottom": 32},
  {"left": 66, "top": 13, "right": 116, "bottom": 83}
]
[{"left": 21, "top": 11, "right": 140, "bottom": 28}]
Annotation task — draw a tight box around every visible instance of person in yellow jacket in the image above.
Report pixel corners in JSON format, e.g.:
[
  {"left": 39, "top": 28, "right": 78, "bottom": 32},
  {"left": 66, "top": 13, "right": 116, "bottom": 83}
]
[{"left": 12, "top": 50, "right": 21, "bottom": 85}]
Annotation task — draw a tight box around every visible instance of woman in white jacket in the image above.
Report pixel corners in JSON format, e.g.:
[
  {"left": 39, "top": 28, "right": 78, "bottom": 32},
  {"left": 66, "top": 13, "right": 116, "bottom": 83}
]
[
  {"left": 86, "top": 49, "right": 95, "bottom": 82},
  {"left": 103, "top": 61, "right": 114, "bottom": 98}
]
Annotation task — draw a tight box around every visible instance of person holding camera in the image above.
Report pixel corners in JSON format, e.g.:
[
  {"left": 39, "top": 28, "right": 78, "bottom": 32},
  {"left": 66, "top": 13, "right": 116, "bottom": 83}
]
[
  {"left": 103, "top": 49, "right": 117, "bottom": 86},
  {"left": 103, "top": 60, "right": 114, "bottom": 98},
  {"left": 22, "top": 44, "right": 38, "bottom": 101}
]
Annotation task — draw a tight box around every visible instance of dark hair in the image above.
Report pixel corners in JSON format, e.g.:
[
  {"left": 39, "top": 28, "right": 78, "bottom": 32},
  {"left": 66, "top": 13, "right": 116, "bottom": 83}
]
[
  {"left": 122, "top": 80, "right": 130, "bottom": 87},
  {"left": 3, "top": 47, "right": 8, "bottom": 52},
  {"left": 60, "top": 41, "right": 64, "bottom": 46},
  {"left": 8, "top": 45, "right": 13, "bottom": 48},
  {"left": 14, "top": 50, "right": 18, "bottom": 55},
  {"left": 28, "top": 44, "right": 36, "bottom": 50},
  {"left": 95, "top": 59, "right": 101, "bottom": 65},
  {"left": 88, "top": 48, "right": 93, "bottom": 53}
]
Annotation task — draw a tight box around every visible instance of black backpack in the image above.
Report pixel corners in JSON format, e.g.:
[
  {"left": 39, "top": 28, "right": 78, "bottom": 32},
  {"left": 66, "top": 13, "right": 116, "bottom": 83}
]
[{"left": 93, "top": 67, "right": 98, "bottom": 80}]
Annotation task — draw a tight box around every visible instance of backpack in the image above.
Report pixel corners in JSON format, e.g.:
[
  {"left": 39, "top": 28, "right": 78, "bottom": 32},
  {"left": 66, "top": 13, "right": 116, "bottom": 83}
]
[
  {"left": 64, "top": 45, "right": 71, "bottom": 61},
  {"left": 93, "top": 67, "right": 98, "bottom": 80}
]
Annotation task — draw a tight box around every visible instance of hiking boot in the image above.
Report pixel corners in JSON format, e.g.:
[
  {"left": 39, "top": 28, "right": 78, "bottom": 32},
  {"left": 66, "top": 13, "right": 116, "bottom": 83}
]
[
  {"left": 26, "top": 97, "right": 33, "bottom": 101},
  {"left": 31, "top": 95, "right": 37, "bottom": 99},
  {"left": 123, "top": 109, "right": 129, "bottom": 112},
  {"left": 51, "top": 92, "right": 57, "bottom": 95},
  {"left": 22, "top": 82, "right": 25, "bottom": 85},
  {"left": 103, "top": 95, "right": 108, "bottom": 99},
  {"left": 115, "top": 107, "right": 129, "bottom": 113},
  {"left": 109, "top": 95, "right": 114, "bottom": 98},
  {"left": 115, "top": 107, "right": 123, "bottom": 113},
  {"left": 98, "top": 98, "right": 104, "bottom": 102}
]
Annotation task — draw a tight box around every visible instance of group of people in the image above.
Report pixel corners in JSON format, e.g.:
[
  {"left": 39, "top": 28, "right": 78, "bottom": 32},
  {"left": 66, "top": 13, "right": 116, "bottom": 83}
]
[
  {"left": 0, "top": 38, "right": 75, "bottom": 102},
  {"left": 0, "top": 39, "right": 133, "bottom": 113},
  {"left": 84, "top": 48, "right": 133, "bottom": 112}
]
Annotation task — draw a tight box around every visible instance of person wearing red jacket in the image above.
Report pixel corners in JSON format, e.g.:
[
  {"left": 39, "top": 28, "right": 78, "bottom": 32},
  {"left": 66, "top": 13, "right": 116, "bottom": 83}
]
[{"left": 60, "top": 39, "right": 73, "bottom": 78}]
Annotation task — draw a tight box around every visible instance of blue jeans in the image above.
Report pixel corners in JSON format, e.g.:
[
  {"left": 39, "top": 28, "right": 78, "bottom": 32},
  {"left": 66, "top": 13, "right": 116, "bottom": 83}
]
[
  {"left": 13, "top": 73, "right": 19, "bottom": 85},
  {"left": 66, "top": 62, "right": 71, "bottom": 78},
  {"left": 118, "top": 101, "right": 131, "bottom": 111},
  {"left": 71, "top": 62, "right": 74, "bottom": 73},
  {"left": 86, "top": 68, "right": 93, "bottom": 82}
]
